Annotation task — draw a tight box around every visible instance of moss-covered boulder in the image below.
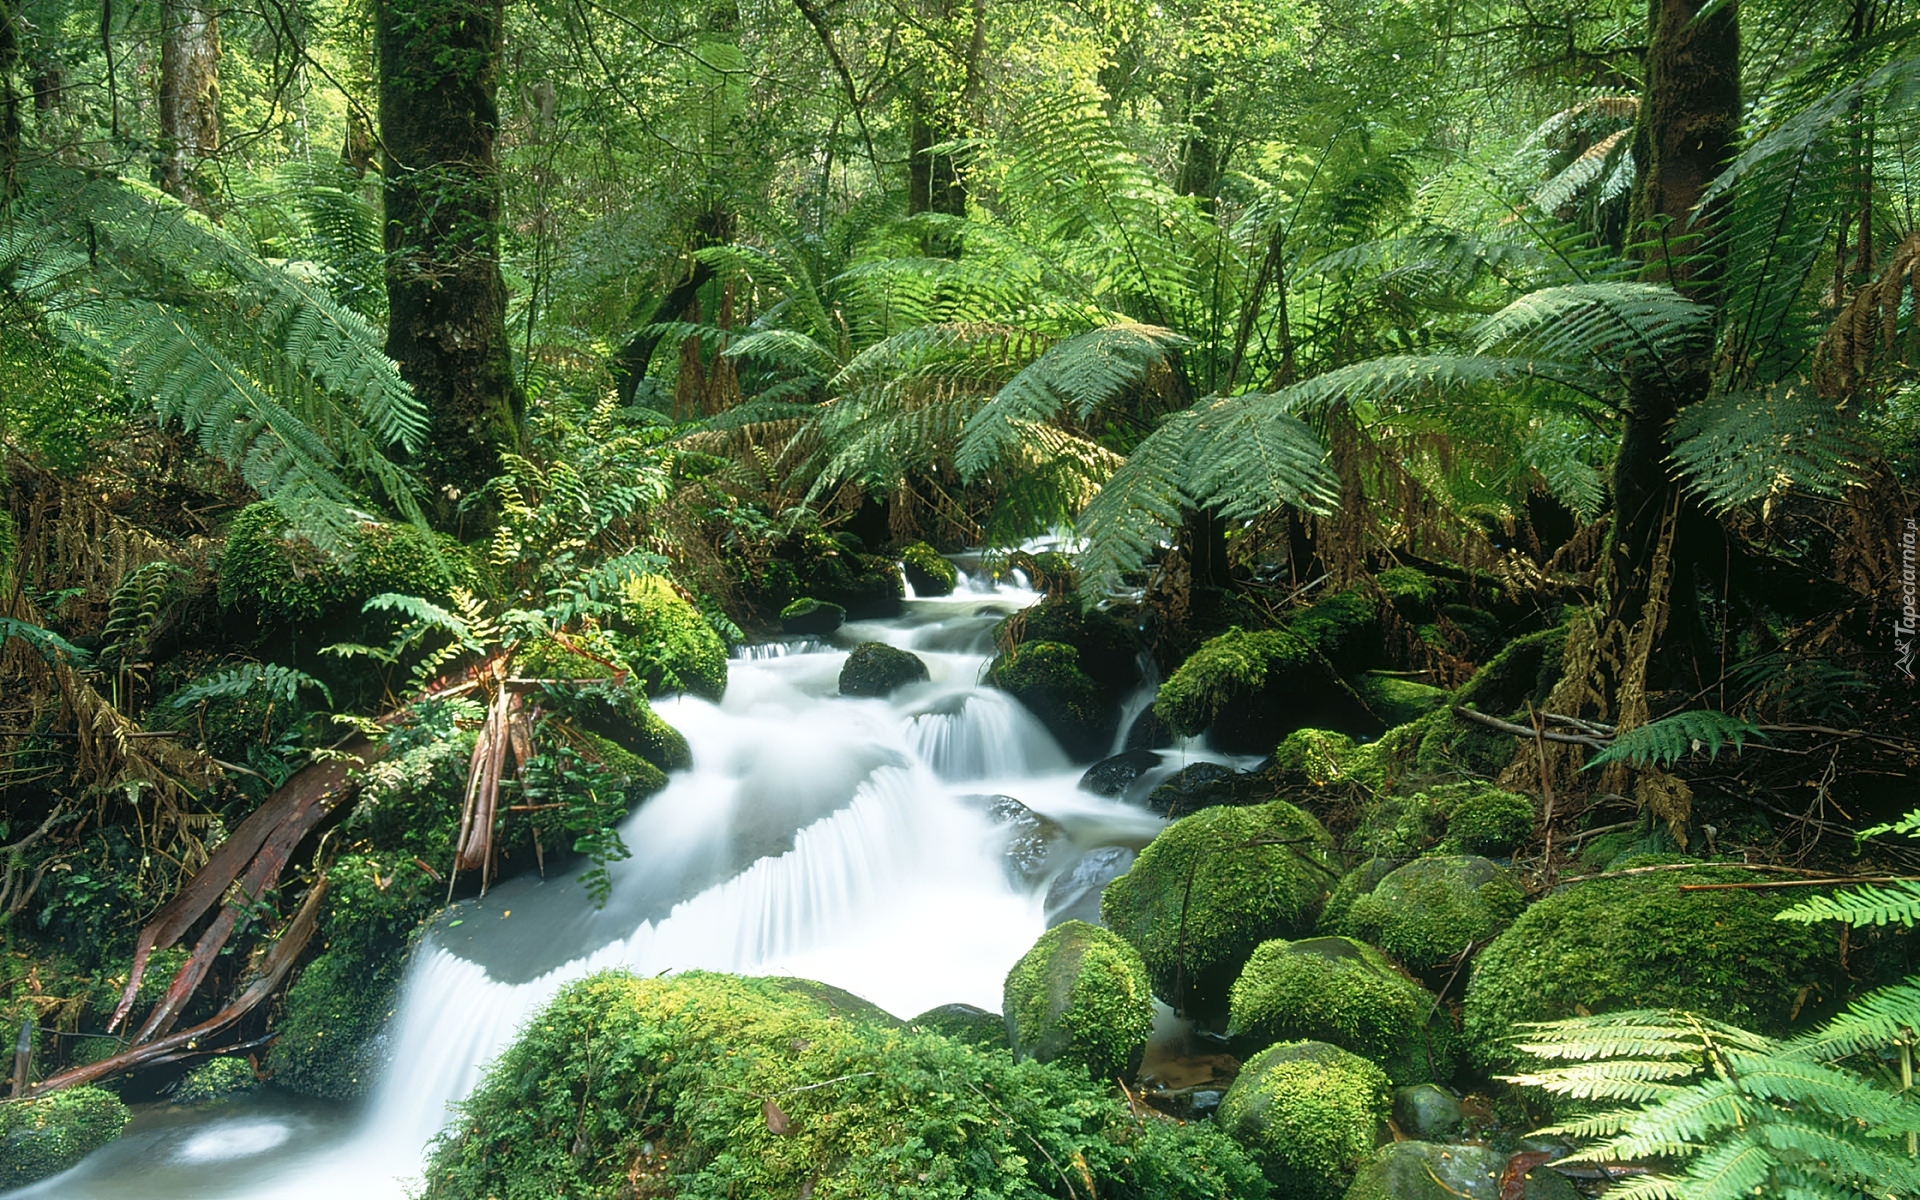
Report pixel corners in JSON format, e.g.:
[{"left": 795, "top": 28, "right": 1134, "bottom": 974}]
[
  {"left": 1440, "top": 784, "right": 1535, "bottom": 856},
  {"left": 174, "top": 1056, "right": 258, "bottom": 1104},
  {"left": 421, "top": 970, "right": 1269, "bottom": 1200},
  {"left": 1004, "top": 921, "right": 1155, "bottom": 1081},
  {"left": 1001, "top": 598, "right": 1141, "bottom": 695},
  {"left": 0, "top": 1085, "right": 129, "bottom": 1187},
  {"left": 779, "top": 596, "right": 845, "bottom": 635},
  {"left": 838, "top": 642, "right": 930, "bottom": 697},
  {"left": 1102, "top": 801, "right": 1334, "bottom": 1021},
  {"left": 1353, "top": 783, "right": 1536, "bottom": 861},
  {"left": 611, "top": 574, "right": 727, "bottom": 701},
  {"left": 1343, "top": 707, "right": 1516, "bottom": 796},
  {"left": 269, "top": 940, "right": 404, "bottom": 1098},
  {"left": 1319, "top": 859, "right": 1399, "bottom": 934},
  {"left": 756, "top": 532, "right": 905, "bottom": 619},
  {"left": 986, "top": 641, "right": 1115, "bottom": 760},
  {"left": 1227, "top": 937, "right": 1455, "bottom": 1085},
  {"left": 909, "top": 1002, "right": 1007, "bottom": 1049},
  {"left": 1463, "top": 862, "right": 1837, "bottom": 1070},
  {"left": 1451, "top": 625, "right": 1567, "bottom": 717},
  {"left": 899, "top": 542, "right": 958, "bottom": 596},
  {"left": 1155, "top": 626, "right": 1373, "bottom": 754},
  {"left": 1339, "top": 855, "right": 1525, "bottom": 976},
  {"left": 1272, "top": 728, "right": 1361, "bottom": 790},
  {"left": 218, "top": 502, "right": 476, "bottom": 628},
  {"left": 1216, "top": 1041, "right": 1388, "bottom": 1199},
  {"left": 1343, "top": 1141, "right": 1579, "bottom": 1200},
  {"left": 1354, "top": 673, "right": 1449, "bottom": 727}
]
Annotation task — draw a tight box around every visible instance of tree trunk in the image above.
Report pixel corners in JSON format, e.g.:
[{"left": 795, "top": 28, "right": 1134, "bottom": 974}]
[
  {"left": 0, "top": 0, "right": 20, "bottom": 199},
  {"left": 378, "top": 0, "right": 523, "bottom": 532},
  {"left": 158, "top": 0, "right": 219, "bottom": 211}
]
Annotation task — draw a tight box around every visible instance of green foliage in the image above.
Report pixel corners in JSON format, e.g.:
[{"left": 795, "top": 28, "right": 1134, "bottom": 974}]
[
  {"left": 838, "top": 642, "right": 930, "bottom": 697},
  {"left": 219, "top": 502, "right": 475, "bottom": 628},
  {"left": 1102, "top": 800, "right": 1334, "bottom": 1019},
  {"left": 0, "top": 617, "right": 92, "bottom": 666},
  {"left": 1215, "top": 1040, "right": 1389, "bottom": 1199},
  {"left": 1585, "top": 710, "right": 1765, "bottom": 771},
  {"left": 1354, "top": 673, "right": 1448, "bottom": 727},
  {"left": 0, "top": 1085, "right": 129, "bottom": 1187},
  {"left": 1003, "top": 920, "right": 1155, "bottom": 1082},
  {"left": 269, "top": 942, "right": 405, "bottom": 1100},
  {"left": 1227, "top": 937, "right": 1455, "bottom": 1085},
  {"left": 96, "top": 561, "right": 183, "bottom": 674},
  {"left": 1670, "top": 385, "right": 1871, "bottom": 514},
  {"left": 611, "top": 574, "right": 728, "bottom": 701},
  {"left": 420, "top": 970, "right": 1268, "bottom": 1200},
  {"left": 1463, "top": 864, "right": 1836, "bottom": 1071},
  {"left": 1778, "top": 807, "right": 1920, "bottom": 929},
  {"left": 1339, "top": 855, "right": 1525, "bottom": 974},
  {"left": 159, "top": 663, "right": 333, "bottom": 712},
  {"left": 174, "top": 1056, "right": 259, "bottom": 1104}
]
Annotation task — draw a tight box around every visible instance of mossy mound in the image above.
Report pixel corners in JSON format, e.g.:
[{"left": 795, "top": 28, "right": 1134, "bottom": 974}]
[
  {"left": 1102, "top": 801, "right": 1334, "bottom": 1021},
  {"left": 986, "top": 640, "right": 1115, "bottom": 760},
  {"left": 421, "top": 970, "right": 1269, "bottom": 1200},
  {"left": 1339, "top": 855, "right": 1525, "bottom": 975},
  {"left": 174, "top": 1056, "right": 258, "bottom": 1103},
  {"left": 898, "top": 541, "right": 957, "bottom": 596},
  {"left": 838, "top": 642, "right": 930, "bottom": 697},
  {"left": 1354, "top": 673, "right": 1449, "bottom": 727},
  {"left": 1272, "top": 728, "right": 1360, "bottom": 790},
  {"left": 1155, "top": 624, "right": 1373, "bottom": 754},
  {"left": 1319, "top": 859, "right": 1399, "bottom": 934},
  {"left": 1228, "top": 937, "right": 1455, "bottom": 1085},
  {"left": 1216, "top": 1040, "right": 1388, "bottom": 1199},
  {"left": 526, "top": 669, "right": 689, "bottom": 775},
  {"left": 756, "top": 532, "right": 905, "bottom": 619},
  {"left": 1002, "top": 598, "right": 1141, "bottom": 695},
  {"left": 1440, "top": 784, "right": 1535, "bottom": 856},
  {"left": 0, "top": 1085, "right": 128, "bottom": 1187},
  {"left": 1345, "top": 707, "right": 1515, "bottom": 795},
  {"left": 909, "top": 1002, "right": 1007, "bottom": 1049},
  {"left": 611, "top": 574, "right": 727, "bottom": 701},
  {"left": 779, "top": 596, "right": 845, "bottom": 635},
  {"left": 1450, "top": 625, "right": 1567, "bottom": 717},
  {"left": 1004, "top": 921, "right": 1155, "bottom": 1081},
  {"left": 1343, "top": 1141, "right": 1580, "bottom": 1200},
  {"left": 217, "top": 502, "right": 476, "bottom": 628},
  {"left": 269, "top": 940, "right": 404, "bottom": 1099},
  {"left": 1463, "top": 862, "right": 1839, "bottom": 1070},
  {"left": 1354, "top": 783, "right": 1536, "bottom": 860}
]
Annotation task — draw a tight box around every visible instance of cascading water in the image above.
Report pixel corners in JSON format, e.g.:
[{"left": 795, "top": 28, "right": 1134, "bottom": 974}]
[{"left": 17, "top": 568, "right": 1210, "bottom": 1200}]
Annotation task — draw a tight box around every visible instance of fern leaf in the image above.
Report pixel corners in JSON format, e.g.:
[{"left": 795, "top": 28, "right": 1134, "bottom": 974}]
[
  {"left": 161, "top": 663, "right": 332, "bottom": 709},
  {"left": 0, "top": 617, "right": 92, "bottom": 666},
  {"left": 1585, "top": 709, "right": 1764, "bottom": 770},
  {"left": 1777, "top": 883, "right": 1920, "bottom": 929},
  {"left": 1669, "top": 386, "right": 1869, "bottom": 514}
]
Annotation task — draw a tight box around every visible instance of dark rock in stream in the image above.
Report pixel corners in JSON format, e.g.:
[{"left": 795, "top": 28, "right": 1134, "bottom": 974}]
[
  {"left": 1043, "top": 846, "right": 1136, "bottom": 927},
  {"left": 956, "top": 794, "right": 1069, "bottom": 886},
  {"left": 838, "top": 642, "right": 929, "bottom": 696},
  {"left": 1124, "top": 707, "right": 1176, "bottom": 750},
  {"left": 1343, "top": 1141, "right": 1579, "bottom": 1200},
  {"left": 1078, "top": 748, "right": 1163, "bottom": 799},
  {"left": 1144, "top": 762, "right": 1270, "bottom": 818}
]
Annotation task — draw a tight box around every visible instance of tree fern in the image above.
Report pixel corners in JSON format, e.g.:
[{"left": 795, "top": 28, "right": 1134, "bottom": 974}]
[
  {"left": 160, "top": 663, "right": 333, "bottom": 710},
  {"left": 1668, "top": 386, "right": 1869, "bottom": 514},
  {"left": 98, "top": 561, "right": 183, "bottom": 674},
  {"left": 1584, "top": 709, "right": 1765, "bottom": 770}
]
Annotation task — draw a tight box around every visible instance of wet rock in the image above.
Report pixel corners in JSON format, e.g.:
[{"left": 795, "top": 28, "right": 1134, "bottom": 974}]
[
  {"left": 1342, "top": 1141, "right": 1579, "bottom": 1200},
  {"left": 1145, "top": 762, "right": 1269, "bottom": 818},
  {"left": 1391, "top": 1083, "right": 1463, "bottom": 1140},
  {"left": 899, "top": 542, "right": 957, "bottom": 596},
  {"left": 910, "top": 1002, "right": 1007, "bottom": 1049},
  {"left": 1043, "top": 846, "right": 1136, "bottom": 927},
  {"left": 956, "top": 794, "right": 1069, "bottom": 887},
  {"left": 1124, "top": 706, "right": 1176, "bottom": 750},
  {"left": 985, "top": 641, "right": 1115, "bottom": 760},
  {"left": 0, "top": 1085, "right": 129, "bottom": 1187},
  {"left": 1003, "top": 921, "right": 1154, "bottom": 1081},
  {"left": 838, "top": 642, "right": 929, "bottom": 697},
  {"left": 780, "top": 597, "right": 845, "bottom": 635},
  {"left": 1078, "top": 748, "right": 1163, "bottom": 798}
]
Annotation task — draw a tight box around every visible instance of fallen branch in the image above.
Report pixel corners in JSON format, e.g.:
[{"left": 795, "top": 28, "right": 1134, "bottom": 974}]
[
  {"left": 1451, "top": 706, "right": 1610, "bottom": 749},
  {"left": 1678, "top": 876, "right": 1920, "bottom": 892},
  {"left": 1551, "top": 862, "right": 1833, "bottom": 886}
]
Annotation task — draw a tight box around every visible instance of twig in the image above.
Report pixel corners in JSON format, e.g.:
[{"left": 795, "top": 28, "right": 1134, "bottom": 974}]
[
  {"left": 1451, "top": 706, "right": 1608, "bottom": 750},
  {"left": 1678, "top": 876, "right": 1920, "bottom": 892},
  {"left": 1528, "top": 702, "right": 1557, "bottom": 890},
  {"left": 1552, "top": 862, "right": 1834, "bottom": 886}
]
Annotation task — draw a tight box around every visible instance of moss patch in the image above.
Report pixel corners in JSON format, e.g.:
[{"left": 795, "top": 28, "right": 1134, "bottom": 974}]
[
  {"left": 838, "top": 642, "right": 930, "bottom": 697},
  {"left": 1228, "top": 937, "right": 1455, "bottom": 1085},
  {"left": 1354, "top": 674, "right": 1449, "bottom": 727},
  {"left": 1215, "top": 1040, "right": 1388, "bottom": 1199},
  {"left": 899, "top": 542, "right": 958, "bottom": 596},
  {"left": 174, "top": 1056, "right": 258, "bottom": 1104},
  {"left": 217, "top": 502, "right": 475, "bottom": 627},
  {"left": 987, "top": 640, "right": 1115, "bottom": 760},
  {"left": 1155, "top": 623, "right": 1373, "bottom": 753},
  {"left": 1272, "top": 728, "right": 1359, "bottom": 791},
  {"left": 1439, "top": 784, "right": 1535, "bottom": 856},
  {"left": 1339, "top": 855, "right": 1525, "bottom": 975},
  {"left": 0, "top": 1085, "right": 129, "bottom": 1187},
  {"left": 1004, "top": 920, "right": 1155, "bottom": 1081},
  {"left": 1002, "top": 598, "right": 1141, "bottom": 694},
  {"left": 611, "top": 574, "right": 728, "bottom": 701}
]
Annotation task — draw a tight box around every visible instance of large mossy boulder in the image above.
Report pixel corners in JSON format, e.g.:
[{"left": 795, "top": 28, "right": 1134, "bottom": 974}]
[
  {"left": 269, "top": 926, "right": 406, "bottom": 1099},
  {"left": 1339, "top": 855, "right": 1525, "bottom": 976},
  {"left": 898, "top": 541, "right": 958, "bottom": 596},
  {"left": 1463, "top": 862, "right": 1837, "bottom": 1070},
  {"left": 1272, "top": 728, "right": 1361, "bottom": 791},
  {"left": 174, "top": 1056, "right": 259, "bottom": 1104},
  {"left": 1440, "top": 784, "right": 1535, "bottom": 856},
  {"left": 1155, "top": 626, "right": 1373, "bottom": 754},
  {"left": 756, "top": 532, "right": 905, "bottom": 619},
  {"left": 218, "top": 501, "right": 476, "bottom": 630},
  {"left": 0, "top": 1085, "right": 129, "bottom": 1187},
  {"left": 420, "top": 970, "right": 1270, "bottom": 1200},
  {"left": 1102, "top": 801, "right": 1334, "bottom": 1021},
  {"left": 1343, "top": 1141, "right": 1579, "bottom": 1200},
  {"left": 610, "top": 574, "right": 728, "bottom": 701},
  {"left": 986, "top": 641, "right": 1115, "bottom": 760},
  {"left": 513, "top": 640, "right": 690, "bottom": 776},
  {"left": 838, "top": 642, "right": 929, "bottom": 696},
  {"left": 909, "top": 1002, "right": 1007, "bottom": 1049},
  {"left": 1228, "top": 937, "right": 1455, "bottom": 1085},
  {"left": 1003, "top": 921, "right": 1155, "bottom": 1081},
  {"left": 1351, "top": 783, "right": 1531, "bottom": 860},
  {"left": 1354, "top": 673, "right": 1449, "bottom": 727},
  {"left": 1216, "top": 1040, "right": 1388, "bottom": 1200},
  {"left": 1001, "top": 598, "right": 1141, "bottom": 695}
]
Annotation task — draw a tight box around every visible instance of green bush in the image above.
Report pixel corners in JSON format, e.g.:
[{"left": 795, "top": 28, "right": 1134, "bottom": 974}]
[
  {"left": 217, "top": 502, "right": 475, "bottom": 627},
  {"left": 612, "top": 574, "right": 728, "bottom": 701},
  {"left": 898, "top": 542, "right": 958, "bottom": 596},
  {"left": 1215, "top": 1040, "right": 1388, "bottom": 1199},
  {"left": 838, "top": 642, "right": 930, "bottom": 696},
  {"left": 1003, "top": 921, "right": 1155, "bottom": 1081},
  {"left": 420, "top": 970, "right": 1269, "bottom": 1200},
  {"left": 1339, "top": 855, "right": 1525, "bottom": 975},
  {"left": 0, "top": 1085, "right": 128, "bottom": 1186},
  {"left": 1102, "top": 801, "right": 1334, "bottom": 1021},
  {"left": 1227, "top": 937, "right": 1455, "bottom": 1085},
  {"left": 174, "top": 1055, "right": 258, "bottom": 1103},
  {"left": 1462, "top": 862, "right": 1837, "bottom": 1070},
  {"left": 986, "top": 640, "right": 1115, "bottom": 759}
]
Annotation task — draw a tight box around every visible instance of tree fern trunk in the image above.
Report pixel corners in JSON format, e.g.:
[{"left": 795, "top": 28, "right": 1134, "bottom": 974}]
[
  {"left": 158, "top": 0, "right": 218, "bottom": 212},
  {"left": 0, "top": 0, "right": 19, "bottom": 199},
  {"left": 378, "top": 0, "right": 523, "bottom": 532}
]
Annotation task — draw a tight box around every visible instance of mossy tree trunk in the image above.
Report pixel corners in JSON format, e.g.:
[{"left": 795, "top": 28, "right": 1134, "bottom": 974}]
[
  {"left": 378, "top": 0, "right": 524, "bottom": 532},
  {"left": 0, "top": 0, "right": 20, "bottom": 198},
  {"left": 158, "top": 0, "right": 218, "bottom": 211}
]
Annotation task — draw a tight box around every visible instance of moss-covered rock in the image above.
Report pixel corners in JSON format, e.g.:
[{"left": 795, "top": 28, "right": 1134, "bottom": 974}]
[
  {"left": 898, "top": 542, "right": 957, "bottom": 596},
  {"left": 1002, "top": 598, "right": 1141, "bottom": 695},
  {"left": 1155, "top": 626, "right": 1373, "bottom": 753},
  {"left": 1102, "top": 801, "right": 1334, "bottom": 1021},
  {"left": 779, "top": 596, "right": 845, "bottom": 635},
  {"left": 909, "top": 1002, "right": 1007, "bottom": 1049},
  {"left": 1343, "top": 1141, "right": 1580, "bottom": 1200},
  {"left": 1340, "top": 855, "right": 1525, "bottom": 975},
  {"left": 269, "top": 943, "right": 403, "bottom": 1099},
  {"left": 1319, "top": 859, "right": 1399, "bottom": 934},
  {"left": 1216, "top": 1040, "right": 1388, "bottom": 1199},
  {"left": 611, "top": 574, "right": 727, "bottom": 701},
  {"left": 1272, "top": 729, "right": 1361, "bottom": 790},
  {"left": 1345, "top": 706, "right": 1515, "bottom": 795},
  {"left": 756, "top": 532, "right": 905, "bottom": 619},
  {"left": 174, "top": 1056, "right": 258, "bottom": 1104},
  {"left": 986, "top": 640, "right": 1115, "bottom": 760},
  {"left": 421, "top": 970, "right": 1269, "bottom": 1200},
  {"left": 1004, "top": 921, "right": 1155, "bottom": 1081},
  {"left": 1463, "top": 862, "right": 1838, "bottom": 1070},
  {"left": 0, "top": 1085, "right": 128, "bottom": 1187},
  {"left": 1227, "top": 937, "right": 1455, "bottom": 1085},
  {"left": 526, "top": 668, "right": 689, "bottom": 775},
  {"left": 1354, "top": 673, "right": 1449, "bottom": 727},
  {"left": 1440, "top": 784, "right": 1535, "bottom": 856},
  {"left": 1352, "top": 783, "right": 1535, "bottom": 861},
  {"left": 838, "top": 642, "right": 930, "bottom": 696},
  {"left": 1451, "top": 625, "right": 1567, "bottom": 718},
  {"left": 217, "top": 502, "right": 476, "bottom": 628}
]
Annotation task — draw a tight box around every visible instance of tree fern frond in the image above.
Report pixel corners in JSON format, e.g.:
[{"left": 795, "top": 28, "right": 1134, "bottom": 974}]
[
  {"left": 1669, "top": 386, "right": 1870, "bottom": 513},
  {"left": 1074, "top": 408, "right": 1205, "bottom": 596},
  {"left": 1776, "top": 883, "right": 1920, "bottom": 929},
  {"left": 1786, "top": 978, "right": 1920, "bottom": 1056},
  {"left": 161, "top": 663, "right": 332, "bottom": 709},
  {"left": 0, "top": 617, "right": 93, "bottom": 666},
  {"left": 1471, "top": 282, "right": 1711, "bottom": 368},
  {"left": 1584, "top": 709, "right": 1764, "bottom": 769}
]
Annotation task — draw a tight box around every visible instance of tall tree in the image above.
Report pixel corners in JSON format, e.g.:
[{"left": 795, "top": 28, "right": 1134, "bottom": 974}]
[
  {"left": 378, "top": 0, "right": 523, "bottom": 530},
  {"left": 158, "top": 0, "right": 219, "bottom": 210}
]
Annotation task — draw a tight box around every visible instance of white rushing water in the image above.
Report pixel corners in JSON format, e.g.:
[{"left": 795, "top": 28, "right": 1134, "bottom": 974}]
[{"left": 18, "top": 568, "right": 1213, "bottom": 1200}]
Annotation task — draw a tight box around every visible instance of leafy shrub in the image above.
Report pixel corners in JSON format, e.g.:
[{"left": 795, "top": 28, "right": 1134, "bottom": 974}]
[{"left": 1003, "top": 920, "right": 1154, "bottom": 1081}]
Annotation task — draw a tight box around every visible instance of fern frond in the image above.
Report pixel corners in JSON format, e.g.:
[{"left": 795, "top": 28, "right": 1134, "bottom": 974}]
[
  {"left": 1471, "top": 282, "right": 1711, "bottom": 368},
  {"left": 1584, "top": 710, "right": 1764, "bottom": 769},
  {"left": 161, "top": 663, "right": 332, "bottom": 709},
  {"left": 1787, "top": 978, "right": 1920, "bottom": 1057},
  {"left": 1669, "top": 386, "right": 1869, "bottom": 514},
  {"left": 1073, "top": 408, "right": 1205, "bottom": 596},
  {"left": 0, "top": 617, "right": 93, "bottom": 666},
  {"left": 1776, "top": 883, "right": 1920, "bottom": 929}
]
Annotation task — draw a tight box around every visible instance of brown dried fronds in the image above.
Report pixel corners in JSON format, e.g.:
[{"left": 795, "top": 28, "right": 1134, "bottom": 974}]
[{"left": 1814, "top": 228, "right": 1920, "bottom": 399}]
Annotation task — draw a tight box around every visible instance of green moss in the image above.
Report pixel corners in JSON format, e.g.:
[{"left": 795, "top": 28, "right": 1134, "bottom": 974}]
[
  {"left": 899, "top": 542, "right": 958, "bottom": 596},
  {"left": 1102, "top": 801, "right": 1334, "bottom": 1021},
  {"left": 1004, "top": 921, "right": 1155, "bottom": 1081},
  {"left": 779, "top": 596, "right": 845, "bottom": 634},
  {"left": 269, "top": 944, "right": 403, "bottom": 1099},
  {"left": 1355, "top": 784, "right": 1535, "bottom": 860},
  {"left": 838, "top": 642, "right": 930, "bottom": 697},
  {"left": 758, "top": 533, "right": 905, "bottom": 618},
  {"left": 1272, "top": 728, "right": 1358, "bottom": 790},
  {"left": 0, "top": 1085, "right": 128, "bottom": 1187},
  {"left": 1286, "top": 588, "right": 1381, "bottom": 671},
  {"left": 611, "top": 574, "right": 728, "bottom": 701},
  {"left": 1463, "top": 863, "right": 1837, "bottom": 1070},
  {"left": 1228, "top": 937, "right": 1455, "bottom": 1085},
  {"left": 421, "top": 970, "right": 1268, "bottom": 1200},
  {"left": 908, "top": 1003, "right": 1007, "bottom": 1049},
  {"left": 217, "top": 502, "right": 475, "bottom": 627},
  {"left": 0, "top": 509, "right": 15, "bottom": 593},
  {"left": 987, "top": 641, "right": 1115, "bottom": 760},
  {"left": 575, "top": 731, "right": 670, "bottom": 797},
  {"left": 1319, "top": 859, "right": 1398, "bottom": 934},
  {"left": 1002, "top": 598, "right": 1141, "bottom": 694},
  {"left": 1155, "top": 627, "right": 1316, "bottom": 737},
  {"left": 1215, "top": 1040, "right": 1388, "bottom": 1199},
  {"left": 174, "top": 1056, "right": 258, "bottom": 1104},
  {"left": 1354, "top": 674, "right": 1449, "bottom": 727},
  {"left": 1340, "top": 855, "right": 1524, "bottom": 975},
  {"left": 1439, "top": 784, "right": 1535, "bottom": 856},
  {"left": 1375, "top": 567, "right": 1436, "bottom": 611},
  {"left": 531, "top": 674, "right": 690, "bottom": 774},
  {"left": 1450, "top": 625, "right": 1567, "bottom": 717}
]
